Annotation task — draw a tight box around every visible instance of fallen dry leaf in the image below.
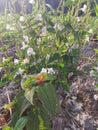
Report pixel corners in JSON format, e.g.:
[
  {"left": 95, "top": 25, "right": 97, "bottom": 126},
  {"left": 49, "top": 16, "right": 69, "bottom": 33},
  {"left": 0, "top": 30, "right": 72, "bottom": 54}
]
[{"left": 0, "top": 114, "right": 7, "bottom": 127}]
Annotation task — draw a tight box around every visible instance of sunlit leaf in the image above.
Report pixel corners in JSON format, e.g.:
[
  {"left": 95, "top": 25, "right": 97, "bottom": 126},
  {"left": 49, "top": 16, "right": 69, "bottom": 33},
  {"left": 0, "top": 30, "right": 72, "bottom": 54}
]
[
  {"left": 25, "top": 87, "right": 35, "bottom": 105},
  {"left": 2, "top": 125, "right": 12, "bottom": 130}
]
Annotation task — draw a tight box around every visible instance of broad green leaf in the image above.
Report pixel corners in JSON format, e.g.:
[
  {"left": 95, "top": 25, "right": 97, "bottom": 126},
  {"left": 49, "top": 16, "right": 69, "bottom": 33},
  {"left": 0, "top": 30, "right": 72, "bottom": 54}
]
[
  {"left": 36, "top": 83, "right": 60, "bottom": 119},
  {"left": 14, "top": 91, "right": 30, "bottom": 116},
  {"left": 26, "top": 104, "right": 51, "bottom": 130},
  {"left": 14, "top": 117, "right": 28, "bottom": 130},
  {"left": 26, "top": 113, "right": 39, "bottom": 130},
  {"left": 12, "top": 112, "right": 19, "bottom": 128},
  {"left": 37, "top": 104, "right": 51, "bottom": 130}
]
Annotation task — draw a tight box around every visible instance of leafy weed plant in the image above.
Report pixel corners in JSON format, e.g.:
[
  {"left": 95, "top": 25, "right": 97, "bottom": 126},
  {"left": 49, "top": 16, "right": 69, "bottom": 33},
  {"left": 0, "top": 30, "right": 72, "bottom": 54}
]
[{"left": 0, "top": 0, "right": 97, "bottom": 129}]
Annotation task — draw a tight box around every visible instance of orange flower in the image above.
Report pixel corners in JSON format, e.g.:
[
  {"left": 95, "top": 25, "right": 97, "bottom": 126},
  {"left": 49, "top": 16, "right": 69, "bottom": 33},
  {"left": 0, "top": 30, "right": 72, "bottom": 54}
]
[{"left": 37, "top": 75, "right": 44, "bottom": 85}]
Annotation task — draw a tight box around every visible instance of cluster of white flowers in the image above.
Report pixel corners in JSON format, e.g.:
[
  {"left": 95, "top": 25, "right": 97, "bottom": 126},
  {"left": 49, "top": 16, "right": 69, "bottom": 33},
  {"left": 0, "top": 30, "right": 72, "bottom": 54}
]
[
  {"left": 88, "top": 29, "right": 93, "bottom": 34},
  {"left": 6, "top": 24, "right": 11, "bottom": 30},
  {"left": 94, "top": 94, "right": 98, "bottom": 100},
  {"left": 6, "top": 24, "right": 15, "bottom": 31},
  {"left": 16, "top": 68, "right": 24, "bottom": 75},
  {"left": 29, "top": 0, "right": 35, "bottom": 5},
  {"left": 81, "top": 4, "right": 87, "bottom": 12},
  {"left": 22, "top": 58, "right": 29, "bottom": 64},
  {"left": 14, "top": 59, "right": 19, "bottom": 65},
  {"left": 36, "top": 14, "right": 43, "bottom": 21},
  {"left": 76, "top": 17, "right": 80, "bottom": 22},
  {"left": 40, "top": 68, "right": 47, "bottom": 73},
  {"left": 40, "top": 67, "right": 55, "bottom": 75},
  {"left": 53, "top": 23, "right": 64, "bottom": 31},
  {"left": 27, "top": 47, "right": 36, "bottom": 56},
  {"left": 21, "top": 42, "right": 28, "bottom": 50},
  {"left": 19, "top": 16, "right": 24, "bottom": 22},
  {"left": 2, "top": 57, "right": 6, "bottom": 62},
  {"left": 48, "top": 68, "right": 55, "bottom": 74},
  {"left": 85, "top": 35, "right": 89, "bottom": 42}
]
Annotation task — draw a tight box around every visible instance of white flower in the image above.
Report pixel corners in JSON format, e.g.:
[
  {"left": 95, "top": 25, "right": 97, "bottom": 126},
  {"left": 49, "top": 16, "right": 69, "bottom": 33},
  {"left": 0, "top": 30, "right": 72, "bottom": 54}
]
[
  {"left": 47, "top": 68, "right": 55, "bottom": 74},
  {"left": 22, "top": 58, "right": 29, "bottom": 64},
  {"left": 76, "top": 17, "right": 80, "bottom": 22},
  {"left": 6, "top": 24, "right": 10, "bottom": 30},
  {"left": 53, "top": 23, "right": 64, "bottom": 31},
  {"left": 88, "top": 29, "right": 93, "bottom": 34},
  {"left": 14, "top": 59, "right": 19, "bottom": 65},
  {"left": 65, "top": 42, "right": 69, "bottom": 47},
  {"left": 10, "top": 27, "right": 15, "bottom": 31},
  {"left": 27, "top": 47, "right": 36, "bottom": 56},
  {"left": 36, "top": 14, "right": 43, "bottom": 21},
  {"left": 2, "top": 57, "right": 6, "bottom": 62},
  {"left": 46, "top": 54, "right": 50, "bottom": 60},
  {"left": 0, "top": 67, "right": 3, "bottom": 72},
  {"left": 85, "top": 36, "right": 89, "bottom": 42},
  {"left": 94, "top": 95, "right": 98, "bottom": 100},
  {"left": 23, "top": 35, "right": 29, "bottom": 43},
  {"left": 16, "top": 68, "right": 24, "bottom": 75},
  {"left": 29, "top": 0, "right": 35, "bottom": 4},
  {"left": 41, "top": 27, "right": 47, "bottom": 36},
  {"left": 40, "top": 67, "right": 55, "bottom": 74},
  {"left": 6, "top": 24, "right": 15, "bottom": 31},
  {"left": 21, "top": 42, "right": 28, "bottom": 50},
  {"left": 81, "top": 4, "right": 87, "bottom": 12},
  {"left": 8, "top": 13, "right": 11, "bottom": 18},
  {"left": 19, "top": 16, "right": 24, "bottom": 22},
  {"left": 40, "top": 68, "right": 47, "bottom": 74}
]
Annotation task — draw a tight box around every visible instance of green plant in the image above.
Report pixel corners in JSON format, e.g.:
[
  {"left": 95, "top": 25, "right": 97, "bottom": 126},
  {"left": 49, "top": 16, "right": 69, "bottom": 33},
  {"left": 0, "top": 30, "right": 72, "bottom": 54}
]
[{"left": 0, "top": 0, "right": 97, "bottom": 129}]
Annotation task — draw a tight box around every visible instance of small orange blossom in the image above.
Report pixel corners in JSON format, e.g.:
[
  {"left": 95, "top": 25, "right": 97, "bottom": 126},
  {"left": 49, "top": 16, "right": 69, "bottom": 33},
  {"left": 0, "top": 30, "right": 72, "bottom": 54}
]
[{"left": 37, "top": 75, "right": 44, "bottom": 85}]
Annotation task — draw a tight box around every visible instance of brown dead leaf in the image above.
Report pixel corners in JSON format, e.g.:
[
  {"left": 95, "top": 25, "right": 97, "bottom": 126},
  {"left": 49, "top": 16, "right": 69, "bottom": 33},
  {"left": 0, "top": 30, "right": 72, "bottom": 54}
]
[{"left": 0, "top": 114, "right": 7, "bottom": 127}]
